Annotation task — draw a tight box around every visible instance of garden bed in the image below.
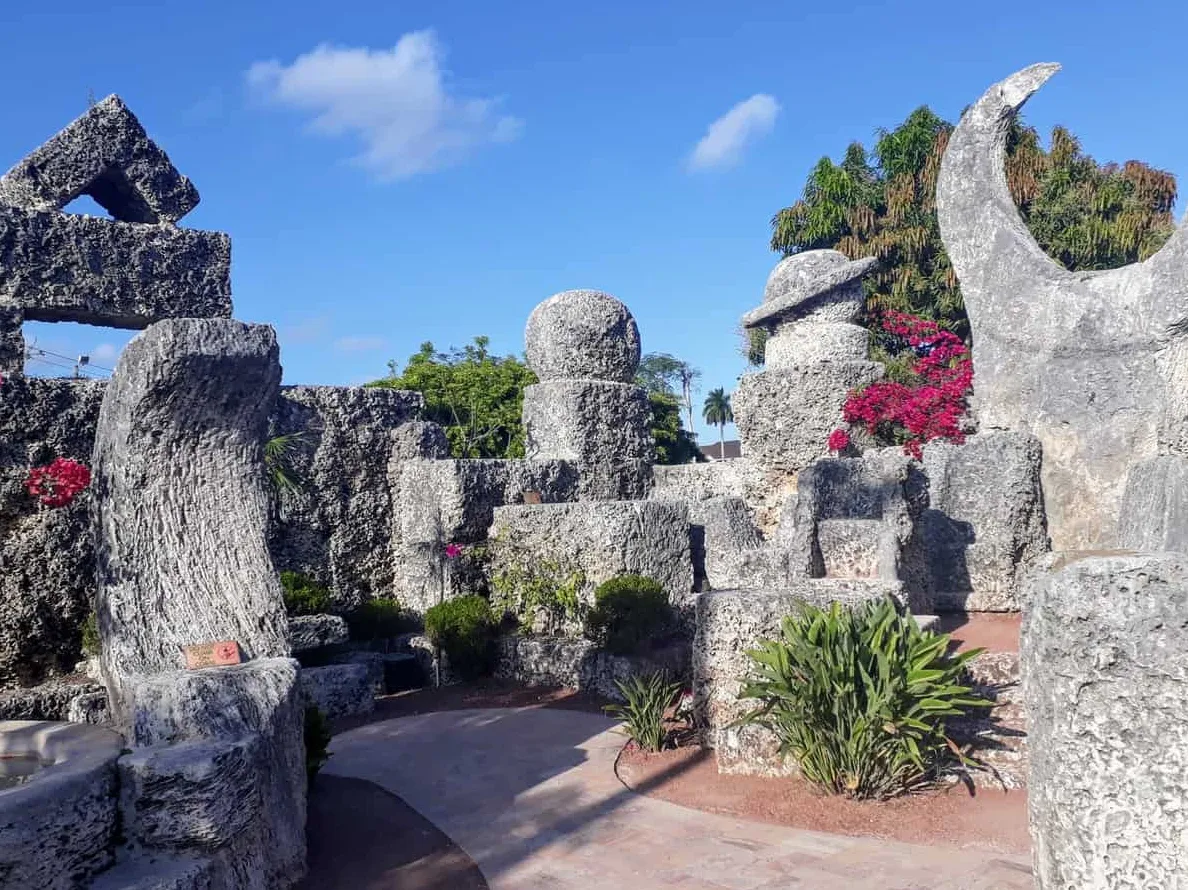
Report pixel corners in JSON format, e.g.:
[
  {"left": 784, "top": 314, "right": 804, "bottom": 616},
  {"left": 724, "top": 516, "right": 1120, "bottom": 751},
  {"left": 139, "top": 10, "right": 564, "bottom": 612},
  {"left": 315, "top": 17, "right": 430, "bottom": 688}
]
[{"left": 615, "top": 742, "right": 1029, "bottom": 853}]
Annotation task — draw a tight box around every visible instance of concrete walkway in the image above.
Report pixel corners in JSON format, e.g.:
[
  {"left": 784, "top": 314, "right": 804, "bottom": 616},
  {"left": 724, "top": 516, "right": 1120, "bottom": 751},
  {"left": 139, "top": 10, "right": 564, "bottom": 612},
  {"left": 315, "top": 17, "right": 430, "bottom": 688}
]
[{"left": 326, "top": 708, "right": 1034, "bottom": 890}]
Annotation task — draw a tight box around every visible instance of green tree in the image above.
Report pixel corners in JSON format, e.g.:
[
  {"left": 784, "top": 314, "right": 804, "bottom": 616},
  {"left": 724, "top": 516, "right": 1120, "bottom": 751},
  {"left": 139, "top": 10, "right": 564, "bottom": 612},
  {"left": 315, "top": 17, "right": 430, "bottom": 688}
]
[
  {"left": 702, "top": 388, "right": 734, "bottom": 460},
  {"left": 770, "top": 107, "right": 1176, "bottom": 338},
  {"left": 637, "top": 353, "right": 702, "bottom": 435},
  {"left": 650, "top": 391, "right": 702, "bottom": 465},
  {"left": 372, "top": 337, "right": 536, "bottom": 458}
]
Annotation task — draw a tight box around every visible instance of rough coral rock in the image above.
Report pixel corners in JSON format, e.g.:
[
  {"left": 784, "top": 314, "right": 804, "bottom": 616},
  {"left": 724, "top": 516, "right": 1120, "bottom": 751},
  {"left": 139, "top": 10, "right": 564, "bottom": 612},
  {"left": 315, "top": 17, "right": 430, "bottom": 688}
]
[
  {"left": 495, "top": 635, "right": 689, "bottom": 700},
  {"left": 732, "top": 361, "right": 882, "bottom": 473},
  {"left": 489, "top": 501, "right": 694, "bottom": 618},
  {"left": 522, "top": 379, "right": 653, "bottom": 500},
  {"left": 741, "top": 251, "right": 874, "bottom": 329},
  {"left": 0, "top": 377, "right": 105, "bottom": 689},
  {"left": 0, "top": 95, "right": 199, "bottom": 224},
  {"left": 269, "top": 385, "right": 423, "bottom": 610},
  {"left": 299, "top": 663, "right": 375, "bottom": 719},
  {"left": 1022, "top": 553, "right": 1188, "bottom": 887},
  {"left": 288, "top": 615, "right": 349, "bottom": 654},
  {"left": 94, "top": 319, "right": 290, "bottom": 711},
  {"left": 920, "top": 432, "right": 1049, "bottom": 611},
  {"left": 1118, "top": 455, "right": 1188, "bottom": 553},
  {"left": 937, "top": 63, "right": 1188, "bottom": 550},
  {"left": 651, "top": 458, "right": 796, "bottom": 536},
  {"left": 524, "top": 290, "right": 641, "bottom": 383}
]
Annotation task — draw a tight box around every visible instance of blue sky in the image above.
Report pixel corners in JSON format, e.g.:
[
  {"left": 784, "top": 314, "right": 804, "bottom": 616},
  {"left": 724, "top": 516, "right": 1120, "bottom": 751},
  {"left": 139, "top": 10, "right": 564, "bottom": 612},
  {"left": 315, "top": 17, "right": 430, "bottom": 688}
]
[{"left": 4, "top": 0, "right": 1186, "bottom": 441}]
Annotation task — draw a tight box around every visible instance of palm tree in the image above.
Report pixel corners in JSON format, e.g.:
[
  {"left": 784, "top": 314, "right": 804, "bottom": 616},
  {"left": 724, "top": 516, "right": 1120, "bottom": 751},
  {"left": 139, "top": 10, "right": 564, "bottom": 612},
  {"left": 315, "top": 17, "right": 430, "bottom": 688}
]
[{"left": 702, "top": 389, "right": 733, "bottom": 460}]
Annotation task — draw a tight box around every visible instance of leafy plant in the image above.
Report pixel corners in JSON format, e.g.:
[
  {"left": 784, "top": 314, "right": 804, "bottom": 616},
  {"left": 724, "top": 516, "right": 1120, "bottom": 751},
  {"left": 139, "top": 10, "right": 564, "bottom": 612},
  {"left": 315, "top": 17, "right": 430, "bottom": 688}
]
[
  {"left": 80, "top": 611, "right": 100, "bottom": 658},
  {"left": 265, "top": 431, "right": 306, "bottom": 498},
  {"left": 490, "top": 551, "right": 586, "bottom": 634},
  {"left": 737, "top": 597, "right": 989, "bottom": 799},
  {"left": 304, "top": 706, "right": 333, "bottom": 783},
  {"left": 347, "top": 597, "right": 416, "bottom": 641},
  {"left": 585, "top": 575, "right": 670, "bottom": 656},
  {"left": 280, "top": 571, "right": 333, "bottom": 616},
  {"left": 604, "top": 671, "right": 682, "bottom": 753},
  {"left": 423, "top": 594, "right": 497, "bottom": 681}
]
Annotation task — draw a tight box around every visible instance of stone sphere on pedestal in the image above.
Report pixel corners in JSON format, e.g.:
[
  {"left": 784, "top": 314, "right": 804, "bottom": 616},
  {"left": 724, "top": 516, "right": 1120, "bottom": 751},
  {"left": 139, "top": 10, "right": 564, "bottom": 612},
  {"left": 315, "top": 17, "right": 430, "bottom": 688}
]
[{"left": 525, "top": 290, "right": 641, "bottom": 383}]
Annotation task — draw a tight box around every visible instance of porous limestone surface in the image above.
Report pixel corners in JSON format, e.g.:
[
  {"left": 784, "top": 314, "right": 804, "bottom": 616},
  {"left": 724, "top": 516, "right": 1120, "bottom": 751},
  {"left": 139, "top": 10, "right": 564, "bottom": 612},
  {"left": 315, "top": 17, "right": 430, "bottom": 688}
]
[
  {"left": 524, "top": 289, "right": 641, "bottom": 383},
  {"left": 288, "top": 615, "right": 349, "bottom": 654},
  {"left": 937, "top": 63, "right": 1188, "bottom": 550},
  {"left": 93, "top": 319, "right": 290, "bottom": 712},
  {"left": 1022, "top": 552, "right": 1188, "bottom": 887},
  {"left": 919, "top": 432, "right": 1049, "bottom": 611},
  {"left": 488, "top": 501, "right": 694, "bottom": 617},
  {"left": 522, "top": 379, "right": 653, "bottom": 500},
  {"left": 0, "top": 95, "right": 199, "bottom": 223},
  {"left": 0, "top": 720, "right": 123, "bottom": 889},
  {"left": 299, "top": 663, "right": 375, "bottom": 720}
]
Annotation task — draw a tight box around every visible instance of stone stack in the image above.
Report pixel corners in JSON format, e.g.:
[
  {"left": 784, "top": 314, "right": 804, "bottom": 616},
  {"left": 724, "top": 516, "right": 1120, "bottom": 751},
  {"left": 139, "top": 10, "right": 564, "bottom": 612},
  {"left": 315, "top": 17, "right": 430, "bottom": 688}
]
[
  {"left": 522, "top": 290, "right": 653, "bottom": 499},
  {"left": 732, "top": 251, "right": 883, "bottom": 472}
]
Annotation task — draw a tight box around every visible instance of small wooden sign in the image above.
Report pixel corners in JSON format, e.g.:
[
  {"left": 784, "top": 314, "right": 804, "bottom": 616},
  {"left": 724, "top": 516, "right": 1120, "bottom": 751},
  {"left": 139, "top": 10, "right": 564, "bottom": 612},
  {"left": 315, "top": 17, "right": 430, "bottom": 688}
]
[
  {"left": 183, "top": 641, "right": 243, "bottom": 670},
  {"left": 522, "top": 490, "right": 542, "bottom": 505}
]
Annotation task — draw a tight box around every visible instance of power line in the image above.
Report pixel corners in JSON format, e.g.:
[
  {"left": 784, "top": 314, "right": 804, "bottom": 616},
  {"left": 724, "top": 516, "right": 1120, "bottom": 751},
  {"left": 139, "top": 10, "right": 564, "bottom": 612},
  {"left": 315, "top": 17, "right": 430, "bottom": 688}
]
[{"left": 26, "top": 345, "right": 113, "bottom": 374}]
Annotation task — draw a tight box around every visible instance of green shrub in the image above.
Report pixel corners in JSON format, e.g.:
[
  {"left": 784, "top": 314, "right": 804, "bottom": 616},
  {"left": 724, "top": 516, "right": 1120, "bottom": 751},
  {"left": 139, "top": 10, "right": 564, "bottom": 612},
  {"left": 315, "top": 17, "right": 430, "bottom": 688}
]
[
  {"left": 737, "top": 597, "right": 989, "bottom": 799},
  {"left": 304, "top": 706, "right": 333, "bottom": 783},
  {"left": 423, "top": 595, "right": 497, "bottom": 681},
  {"left": 347, "top": 597, "right": 416, "bottom": 641},
  {"left": 584, "top": 575, "right": 670, "bottom": 655},
  {"left": 80, "top": 611, "right": 100, "bottom": 658},
  {"left": 490, "top": 552, "right": 585, "bottom": 633},
  {"left": 604, "top": 671, "right": 681, "bottom": 753},
  {"left": 280, "top": 571, "right": 332, "bottom": 616}
]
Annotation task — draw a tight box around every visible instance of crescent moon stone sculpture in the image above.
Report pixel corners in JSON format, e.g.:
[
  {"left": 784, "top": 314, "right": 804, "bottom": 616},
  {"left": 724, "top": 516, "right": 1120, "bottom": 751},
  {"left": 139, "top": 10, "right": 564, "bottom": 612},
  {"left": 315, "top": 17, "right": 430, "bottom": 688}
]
[{"left": 937, "top": 63, "right": 1188, "bottom": 550}]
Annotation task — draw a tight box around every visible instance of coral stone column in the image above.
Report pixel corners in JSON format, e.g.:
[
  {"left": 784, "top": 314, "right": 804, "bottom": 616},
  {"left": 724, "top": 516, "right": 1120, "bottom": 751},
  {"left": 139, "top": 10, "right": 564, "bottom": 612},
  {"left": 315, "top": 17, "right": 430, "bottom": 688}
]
[
  {"left": 521, "top": 290, "right": 653, "bottom": 500},
  {"left": 1022, "top": 552, "right": 1188, "bottom": 887}
]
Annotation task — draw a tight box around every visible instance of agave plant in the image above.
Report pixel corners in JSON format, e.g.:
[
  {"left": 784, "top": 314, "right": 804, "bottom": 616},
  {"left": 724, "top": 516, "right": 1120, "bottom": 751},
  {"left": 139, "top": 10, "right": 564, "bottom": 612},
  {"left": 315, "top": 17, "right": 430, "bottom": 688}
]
[
  {"left": 736, "top": 597, "right": 989, "bottom": 799},
  {"left": 604, "top": 671, "right": 682, "bottom": 753}
]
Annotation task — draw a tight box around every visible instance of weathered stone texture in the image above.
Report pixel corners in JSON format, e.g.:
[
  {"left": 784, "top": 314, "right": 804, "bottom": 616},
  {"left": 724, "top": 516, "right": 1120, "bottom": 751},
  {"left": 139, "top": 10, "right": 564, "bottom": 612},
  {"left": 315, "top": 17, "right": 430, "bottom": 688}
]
[
  {"left": 394, "top": 458, "right": 579, "bottom": 611},
  {"left": 524, "top": 290, "right": 641, "bottom": 383},
  {"left": 94, "top": 320, "right": 289, "bottom": 711},
  {"left": 1118, "top": 455, "right": 1188, "bottom": 553},
  {"left": 0, "top": 678, "right": 104, "bottom": 721},
  {"left": 288, "top": 614, "right": 348, "bottom": 654},
  {"left": 0, "top": 376, "right": 105, "bottom": 689},
  {"left": 693, "top": 582, "right": 903, "bottom": 775},
  {"left": 920, "top": 432, "right": 1049, "bottom": 611},
  {"left": 0, "top": 204, "right": 230, "bottom": 328},
  {"left": 0, "top": 720, "right": 123, "bottom": 890},
  {"left": 937, "top": 63, "right": 1188, "bottom": 550},
  {"left": 1022, "top": 553, "right": 1188, "bottom": 887},
  {"left": 299, "top": 663, "right": 375, "bottom": 719},
  {"left": 0, "top": 95, "right": 199, "bottom": 224},
  {"left": 523, "top": 379, "right": 653, "bottom": 500},
  {"left": 495, "top": 635, "right": 689, "bottom": 700},
  {"left": 269, "top": 385, "right": 423, "bottom": 610},
  {"left": 119, "top": 659, "right": 306, "bottom": 889},
  {"left": 489, "top": 501, "right": 694, "bottom": 617},
  {"left": 651, "top": 458, "right": 795, "bottom": 536},
  {"left": 732, "top": 361, "right": 882, "bottom": 472}
]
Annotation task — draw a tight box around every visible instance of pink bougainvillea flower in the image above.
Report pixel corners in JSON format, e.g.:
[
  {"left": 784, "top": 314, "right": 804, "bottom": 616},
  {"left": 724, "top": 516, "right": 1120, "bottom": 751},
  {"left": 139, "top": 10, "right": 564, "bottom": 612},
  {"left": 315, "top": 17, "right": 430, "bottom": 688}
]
[
  {"left": 26, "top": 457, "right": 91, "bottom": 508},
  {"left": 827, "top": 429, "right": 851, "bottom": 452},
  {"left": 444, "top": 543, "right": 464, "bottom": 559}
]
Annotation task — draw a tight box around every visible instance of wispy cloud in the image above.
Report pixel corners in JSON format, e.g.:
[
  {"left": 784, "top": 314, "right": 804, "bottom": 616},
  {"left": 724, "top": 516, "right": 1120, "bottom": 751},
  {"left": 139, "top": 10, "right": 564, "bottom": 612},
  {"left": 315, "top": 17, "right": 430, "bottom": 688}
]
[
  {"left": 279, "top": 316, "right": 329, "bottom": 346},
  {"left": 334, "top": 335, "right": 387, "bottom": 353},
  {"left": 90, "top": 343, "right": 119, "bottom": 364},
  {"left": 688, "top": 94, "right": 780, "bottom": 171},
  {"left": 247, "top": 31, "right": 522, "bottom": 180}
]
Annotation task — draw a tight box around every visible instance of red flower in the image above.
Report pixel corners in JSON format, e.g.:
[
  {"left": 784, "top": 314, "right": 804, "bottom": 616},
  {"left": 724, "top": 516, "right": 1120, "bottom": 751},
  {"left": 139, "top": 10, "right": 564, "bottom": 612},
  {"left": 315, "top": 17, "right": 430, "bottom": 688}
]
[
  {"left": 26, "top": 458, "right": 91, "bottom": 508},
  {"left": 444, "top": 543, "right": 464, "bottom": 559},
  {"left": 827, "top": 429, "right": 851, "bottom": 452}
]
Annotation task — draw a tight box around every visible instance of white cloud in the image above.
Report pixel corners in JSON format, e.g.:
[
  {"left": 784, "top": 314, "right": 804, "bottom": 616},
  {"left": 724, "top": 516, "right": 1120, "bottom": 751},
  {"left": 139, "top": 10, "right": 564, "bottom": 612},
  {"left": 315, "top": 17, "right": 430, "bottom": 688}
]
[
  {"left": 334, "top": 335, "right": 387, "bottom": 353},
  {"left": 90, "top": 343, "right": 119, "bottom": 363},
  {"left": 688, "top": 94, "right": 780, "bottom": 171},
  {"left": 247, "top": 31, "right": 522, "bottom": 180}
]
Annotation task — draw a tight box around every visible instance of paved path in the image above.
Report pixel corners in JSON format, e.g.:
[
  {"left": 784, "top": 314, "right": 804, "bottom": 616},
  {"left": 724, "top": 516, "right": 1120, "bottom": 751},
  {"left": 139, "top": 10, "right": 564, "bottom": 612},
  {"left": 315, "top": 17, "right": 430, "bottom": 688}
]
[{"left": 326, "top": 708, "right": 1034, "bottom": 890}]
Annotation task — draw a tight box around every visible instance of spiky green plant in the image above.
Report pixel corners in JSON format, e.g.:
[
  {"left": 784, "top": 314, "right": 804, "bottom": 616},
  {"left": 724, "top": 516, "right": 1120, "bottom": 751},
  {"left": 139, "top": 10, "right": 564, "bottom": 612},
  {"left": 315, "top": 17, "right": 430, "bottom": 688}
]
[
  {"left": 604, "top": 671, "right": 681, "bottom": 753},
  {"left": 737, "top": 597, "right": 989, "bottom": 799},
  {"left": 265, "top": 431, "right": 305, "bottom": 497}
]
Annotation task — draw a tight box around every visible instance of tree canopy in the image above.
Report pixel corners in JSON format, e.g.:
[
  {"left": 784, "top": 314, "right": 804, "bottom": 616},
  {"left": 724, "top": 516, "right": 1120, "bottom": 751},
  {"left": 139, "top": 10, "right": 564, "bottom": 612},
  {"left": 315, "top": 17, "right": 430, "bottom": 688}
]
[
  {"left": 769, "top": 106, "right": 1177, "bottom": 339},
  {"left": 637, "top": 353, "right": 701, "bottom": 435}
]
